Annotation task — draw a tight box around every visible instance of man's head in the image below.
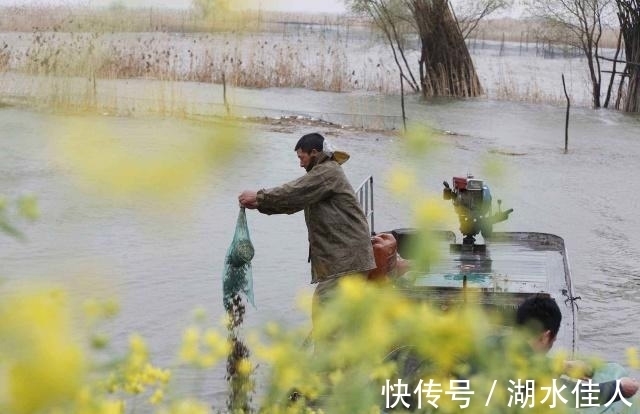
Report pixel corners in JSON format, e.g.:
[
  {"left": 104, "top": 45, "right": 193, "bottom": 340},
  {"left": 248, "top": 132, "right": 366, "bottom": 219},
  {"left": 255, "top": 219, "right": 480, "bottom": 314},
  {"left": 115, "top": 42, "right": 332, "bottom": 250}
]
[
  {"left": 294, "top": 133, "right": 325, "bottom": 171},
  {"left": 515, "top": 294, "right": 562, "bottom": 353}
]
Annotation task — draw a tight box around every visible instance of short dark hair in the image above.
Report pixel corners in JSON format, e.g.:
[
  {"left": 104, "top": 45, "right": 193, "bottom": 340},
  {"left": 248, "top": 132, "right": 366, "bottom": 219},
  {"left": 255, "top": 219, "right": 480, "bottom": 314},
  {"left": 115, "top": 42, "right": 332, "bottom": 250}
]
[
  {"left": 294, "top": 133, "right": 324, "bottom": 153},
  {"left": 516, "top": 294, "right": 562, "bottom": 338}
]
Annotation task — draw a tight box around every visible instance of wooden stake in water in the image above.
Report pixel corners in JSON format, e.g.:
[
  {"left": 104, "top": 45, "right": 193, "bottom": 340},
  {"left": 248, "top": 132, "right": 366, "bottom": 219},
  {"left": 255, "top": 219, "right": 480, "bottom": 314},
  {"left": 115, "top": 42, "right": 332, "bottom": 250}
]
[
  {"left": 400, "top": 73, "right": 407, "bottom": 132},
  {"left": 223, "top": 72, "right": 230, "bottom": 116},
  {"left": 562, "top": 74, "right": 570, "bottom": 154}
]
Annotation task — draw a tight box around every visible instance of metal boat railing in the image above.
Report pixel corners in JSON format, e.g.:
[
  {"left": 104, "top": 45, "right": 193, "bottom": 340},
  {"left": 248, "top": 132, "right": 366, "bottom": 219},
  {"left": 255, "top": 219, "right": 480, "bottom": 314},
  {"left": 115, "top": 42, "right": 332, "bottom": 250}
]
[{"left": 355, "top": 175, "right": 374, "bottom": 234}]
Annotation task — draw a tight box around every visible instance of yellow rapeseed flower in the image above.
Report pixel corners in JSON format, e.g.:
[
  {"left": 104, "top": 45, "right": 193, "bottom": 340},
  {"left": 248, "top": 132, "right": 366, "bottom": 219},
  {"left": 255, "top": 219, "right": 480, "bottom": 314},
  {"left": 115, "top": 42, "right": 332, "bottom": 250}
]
[
  {"left": 328, "top": 369, "right": 344, "bottom": 386},
  {"left": 265, "top": 321, "right": 281, "bottom": 336},
  {"left": 402, "top": 123, "right": 438, "bottom": 156},
  {"left": 295, "top": 292, "right": 313, "bottom": 314},
  {"left": 387, "top": 165, "right": 416, "bottom": 197},
  {"left": 52, "top": 117, "right": 244, "bottom": 202},
  {"left": 83, "top": 298, "right": 120, "bottom": 322},
  {"left": 100, "top": 400, "right": 125, "bottom": 414},
  {"left": 142, "top": 364, "right": 171, "bottom": 384},
  {"left": 127, "top": 334, "right": 149, "bottom": 369},
  {"left": 550, "top": 351, "right": 569, "bottom": 374},
  {"left": 149, "top": 388, "right": 165, "bottom": 405},
  {"left": 203, "top": 328, "right": 231, "bottom": 359},
  {"left": 626, "top": 347, "right": 639, "bottom": 370},
  {"left": 412, "top": 195, "right": 450, "bottom": 228},
  {"left": 337, "top": 276, "right": 366, "bottom": 302},
  {"left": 157, "top": 399, "right": 210, "bottom": 414},
  {"left": 0, "top": 289, "right": 86, "bottom": 414},
  {"left": 17, "top": 194, "right": 39, "bottom": 221},
  {"left": 237, "top": 358, "right": 252, "bottom": 376},
  {"left": 178, "top": 325, "right": 229, "bottom": 368},
  {"left": 179, "top": 326, "right": 200, "bottom": 364},
  {"left": 90, "top": 333, "right": 110, "bottom": 350},
  {"left": 191, "top": 307, "right": 207, "bottom": 323},
  {"left": 275, "top": 365, "right": 303, "bottom": 392}
]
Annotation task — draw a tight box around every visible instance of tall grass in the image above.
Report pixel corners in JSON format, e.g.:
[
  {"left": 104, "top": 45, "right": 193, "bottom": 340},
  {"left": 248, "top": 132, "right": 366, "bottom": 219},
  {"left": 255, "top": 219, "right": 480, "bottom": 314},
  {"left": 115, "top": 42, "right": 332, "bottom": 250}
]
[
  {"left": 0, "top": 5, "right": 609, "bottom": 114},
  {"left": 2, "top": 31, "right": 371, "bottom": 93},
  {"left": 0, "top": 42, "right": 9, "bottom": 71}
]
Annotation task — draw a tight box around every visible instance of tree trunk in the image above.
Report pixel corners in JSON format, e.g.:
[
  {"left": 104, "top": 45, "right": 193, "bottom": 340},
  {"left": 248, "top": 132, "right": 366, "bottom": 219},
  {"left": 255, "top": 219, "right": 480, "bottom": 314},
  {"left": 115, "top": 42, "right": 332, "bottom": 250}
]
[
  {"left": 587, "top": 55, "right": 602, "bottom": 108},
  {"left": 625, "top": 39, "right": 640, "bottom": 112},
  {"left": 604, "top": 30, "right": 623, "bottom": 108},
  {"left": 617, "top": 0, "right": 640, "bottom": 112},
  {"left": 409, "top": 0, "right": 482, "bottom": 98}
]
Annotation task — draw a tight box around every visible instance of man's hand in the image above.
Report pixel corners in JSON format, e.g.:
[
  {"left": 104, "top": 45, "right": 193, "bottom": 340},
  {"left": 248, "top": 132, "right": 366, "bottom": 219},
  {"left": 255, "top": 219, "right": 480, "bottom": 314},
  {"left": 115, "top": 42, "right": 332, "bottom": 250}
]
[
  {"left": 620, "top": 377, "right": 639, "bottom": 399},
  {"left": 239, "top": 190, "right": 258, "bottom": 209}
]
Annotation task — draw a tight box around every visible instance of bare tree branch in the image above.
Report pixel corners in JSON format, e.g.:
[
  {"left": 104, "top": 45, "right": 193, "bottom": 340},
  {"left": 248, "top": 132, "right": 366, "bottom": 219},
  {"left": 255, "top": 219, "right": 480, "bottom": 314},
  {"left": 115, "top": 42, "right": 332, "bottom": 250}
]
[{"left": 527, "top": 0, "right": 614, "bottom": 108}]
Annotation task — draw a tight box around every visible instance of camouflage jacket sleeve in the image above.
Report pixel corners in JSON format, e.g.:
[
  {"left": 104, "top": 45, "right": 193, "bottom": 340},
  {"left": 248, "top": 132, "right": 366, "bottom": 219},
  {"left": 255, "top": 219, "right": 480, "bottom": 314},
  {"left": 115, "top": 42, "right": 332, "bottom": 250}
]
[{"left": 256, "top": 162, "right": 336, "bottom": 215}]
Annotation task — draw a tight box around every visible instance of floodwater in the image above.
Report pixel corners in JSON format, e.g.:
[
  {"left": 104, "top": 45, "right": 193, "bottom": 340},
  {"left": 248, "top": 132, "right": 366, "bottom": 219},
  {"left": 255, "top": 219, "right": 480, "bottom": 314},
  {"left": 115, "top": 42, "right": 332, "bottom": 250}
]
[
  {"left": 1, "top": 87, "right": 639, "bottom": 407},
  {"left": 1, "top": 26, "right": 640, "bottom": 409}
]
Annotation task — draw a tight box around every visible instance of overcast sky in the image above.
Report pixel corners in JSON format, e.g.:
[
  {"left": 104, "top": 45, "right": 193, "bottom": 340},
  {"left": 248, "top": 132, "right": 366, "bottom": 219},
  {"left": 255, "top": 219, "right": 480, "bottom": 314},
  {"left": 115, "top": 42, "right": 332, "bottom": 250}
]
[{"left": 0, "top": 0, "right": 348, "bottom": 13}]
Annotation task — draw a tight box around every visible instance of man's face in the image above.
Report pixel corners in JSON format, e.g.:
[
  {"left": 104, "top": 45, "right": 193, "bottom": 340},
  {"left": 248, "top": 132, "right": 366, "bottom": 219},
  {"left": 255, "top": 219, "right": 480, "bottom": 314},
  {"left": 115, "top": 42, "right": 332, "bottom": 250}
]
[
  {"left": 533, "top": 330, "right": 557, "bottom": 354},
  {"left": 297, "top": 149, "right": 318, "bottom": 170}
]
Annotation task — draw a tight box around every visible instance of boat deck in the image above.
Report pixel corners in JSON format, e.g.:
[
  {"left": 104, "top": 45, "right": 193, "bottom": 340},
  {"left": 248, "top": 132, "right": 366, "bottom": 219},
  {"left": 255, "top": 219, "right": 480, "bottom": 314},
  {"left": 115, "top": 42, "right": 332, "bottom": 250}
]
[{"left": 391, "top": 230, "right": 578, "bottom": 356}]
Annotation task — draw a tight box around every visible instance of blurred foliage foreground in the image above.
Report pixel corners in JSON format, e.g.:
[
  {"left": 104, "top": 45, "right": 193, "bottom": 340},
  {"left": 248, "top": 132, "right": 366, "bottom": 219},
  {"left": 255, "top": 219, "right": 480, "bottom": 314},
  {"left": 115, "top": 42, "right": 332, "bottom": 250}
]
[{"left": 4, "top": 275, "right": 640, "bottom": 414}]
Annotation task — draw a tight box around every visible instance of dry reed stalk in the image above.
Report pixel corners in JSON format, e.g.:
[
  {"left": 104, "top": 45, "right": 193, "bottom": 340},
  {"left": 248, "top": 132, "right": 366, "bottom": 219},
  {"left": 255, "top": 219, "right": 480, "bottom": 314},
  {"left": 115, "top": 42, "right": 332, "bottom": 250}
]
[
  {"left": 0, "top": 43, "right": 9, "bottom": 72},
  {"left": 493, "top": 71, "right": 566, "bottom": 105},
  {"left": 1, "top": 6, "right": 386, "bottom": 94}
]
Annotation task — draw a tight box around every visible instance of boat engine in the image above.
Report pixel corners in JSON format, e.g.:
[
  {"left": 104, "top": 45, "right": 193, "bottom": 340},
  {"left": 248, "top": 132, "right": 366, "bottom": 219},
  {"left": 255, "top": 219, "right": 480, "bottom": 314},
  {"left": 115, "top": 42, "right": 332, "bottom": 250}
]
[{"left": 443, "top": 176, "right": 513, "bottom": 244}]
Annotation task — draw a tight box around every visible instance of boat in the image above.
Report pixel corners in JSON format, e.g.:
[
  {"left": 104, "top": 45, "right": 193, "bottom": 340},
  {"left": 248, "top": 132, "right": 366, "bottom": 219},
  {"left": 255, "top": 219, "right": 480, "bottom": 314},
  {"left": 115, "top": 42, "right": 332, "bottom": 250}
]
[{"left": 355, "top": 174, "right": 579, "bottom": 356}]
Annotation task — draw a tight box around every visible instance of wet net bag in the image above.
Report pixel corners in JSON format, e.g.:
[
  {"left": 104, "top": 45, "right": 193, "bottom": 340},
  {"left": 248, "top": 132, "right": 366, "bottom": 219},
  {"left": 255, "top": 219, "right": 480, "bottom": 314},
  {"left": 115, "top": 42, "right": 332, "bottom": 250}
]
[{"left": 222, "top": 207, "right": 255, "bottom": 309}]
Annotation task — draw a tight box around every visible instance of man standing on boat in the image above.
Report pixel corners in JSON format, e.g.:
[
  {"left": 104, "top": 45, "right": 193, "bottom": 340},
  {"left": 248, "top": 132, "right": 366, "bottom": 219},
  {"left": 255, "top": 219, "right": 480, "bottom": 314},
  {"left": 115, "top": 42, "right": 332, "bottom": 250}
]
[{"left": 238, "top": 132, "right": 376, "bottom": 326}]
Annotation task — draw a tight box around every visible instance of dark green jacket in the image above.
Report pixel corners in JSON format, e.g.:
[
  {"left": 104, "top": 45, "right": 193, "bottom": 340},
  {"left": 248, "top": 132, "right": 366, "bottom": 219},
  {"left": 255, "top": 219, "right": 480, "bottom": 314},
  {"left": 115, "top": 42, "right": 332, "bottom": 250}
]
[{"left": 256, "top": 151, "right": 375, "bottom": 283}]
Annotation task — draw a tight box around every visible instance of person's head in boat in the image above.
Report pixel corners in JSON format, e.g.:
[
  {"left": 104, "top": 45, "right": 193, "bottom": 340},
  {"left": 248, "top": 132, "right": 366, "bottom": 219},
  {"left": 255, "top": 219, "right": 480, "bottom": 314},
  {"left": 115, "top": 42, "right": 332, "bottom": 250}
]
[
  {"left": 515, "top": 294, "right": 561, "bottom": 353},
  {"left": 294, "top": 132, "right": 349, "bottom": 172}
]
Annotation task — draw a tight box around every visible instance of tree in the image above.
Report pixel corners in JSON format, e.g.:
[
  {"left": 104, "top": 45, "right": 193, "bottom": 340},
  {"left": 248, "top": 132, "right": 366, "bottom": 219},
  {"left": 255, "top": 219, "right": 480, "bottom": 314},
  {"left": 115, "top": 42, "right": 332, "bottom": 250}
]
[
  {"left": 349, "top": 0, "right": 420, "bottom": 93},
  {"left": 450, "top": 0, "right": 512, "bottom": 39},
  {"left": 347, "top": 0, "right": 486, "bottom": 98},
  {"left": 527, "top": 0, "right": 615, "bottom": 109},
  {"left": 615, "top": 0, "right": 640, "bottom": 112}
]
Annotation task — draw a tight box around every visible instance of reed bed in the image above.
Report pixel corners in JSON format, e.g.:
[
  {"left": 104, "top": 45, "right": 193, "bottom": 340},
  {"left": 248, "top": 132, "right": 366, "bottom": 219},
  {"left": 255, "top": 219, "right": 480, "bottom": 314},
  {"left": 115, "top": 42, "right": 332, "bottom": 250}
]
[
  {"left": 0, "top": 29, "right": 398, "bottom": 94},
  {"left": 0, "top": 5, "right": 610, "bottom": 115}
]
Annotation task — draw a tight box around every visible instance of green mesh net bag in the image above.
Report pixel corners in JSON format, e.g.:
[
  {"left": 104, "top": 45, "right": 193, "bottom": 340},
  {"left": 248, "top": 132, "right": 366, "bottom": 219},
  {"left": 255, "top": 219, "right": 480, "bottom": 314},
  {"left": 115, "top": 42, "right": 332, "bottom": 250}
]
[{"left": 223, "top": 207, "right": 255, "bottom": 310}]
